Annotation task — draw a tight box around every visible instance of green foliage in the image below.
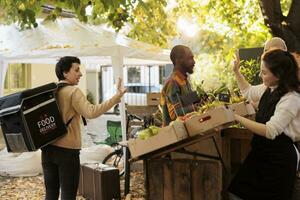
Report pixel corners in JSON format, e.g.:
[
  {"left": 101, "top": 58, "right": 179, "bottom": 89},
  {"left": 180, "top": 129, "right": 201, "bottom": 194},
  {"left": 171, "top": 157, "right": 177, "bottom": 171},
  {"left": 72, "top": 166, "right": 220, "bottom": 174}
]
[
  {"left": 240, "top": 59, "right": 261, "bottom": 85},
  {"left": 89, "top": 0, "right": 133, "bottom": 31},
  {"left": 227, "top": 58, "right": 261, "bottom": 94},
  {"left": 0, "top": 0, "right": 271, "bottom": 48},
  {"left": 0, "top": 0, "right": 134, "bottom": 30},
  {"left": 0, "top": 0, "right": 289, "bottom": 92},
  {"left": 194, "top": 82, "right": 206, "bottom": 97},
  {"left": 178, "top": 0, "right": 272, "bottom": 94},
  {"left": 190, "top": 50, "right": 261, "bottom": 97},
  {"left": 0, "top": 0, "right": 43, "bottom": 29},
  {"left": 280, "top": 0, "right": 293, "bottom": 16},
  {"left": 0, "top": 0, "right": 273, "bottom": 48},
  {"left": 127, "top": 0, "right": 176, "bottom": 48}
]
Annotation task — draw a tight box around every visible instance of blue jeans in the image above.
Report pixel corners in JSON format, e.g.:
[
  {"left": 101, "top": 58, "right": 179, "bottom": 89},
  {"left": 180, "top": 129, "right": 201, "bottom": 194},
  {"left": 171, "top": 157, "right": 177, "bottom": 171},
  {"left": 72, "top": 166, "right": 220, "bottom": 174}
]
[{"left": 41, "top": 145, "right": 80, "bottom": 200}]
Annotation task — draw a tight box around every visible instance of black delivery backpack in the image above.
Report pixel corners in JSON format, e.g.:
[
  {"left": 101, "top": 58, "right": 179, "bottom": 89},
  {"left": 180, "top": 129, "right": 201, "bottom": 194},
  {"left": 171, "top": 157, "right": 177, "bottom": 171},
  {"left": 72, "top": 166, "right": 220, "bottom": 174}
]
[{"left": 0, "top": 82, "right": 68, "bottom": 152}]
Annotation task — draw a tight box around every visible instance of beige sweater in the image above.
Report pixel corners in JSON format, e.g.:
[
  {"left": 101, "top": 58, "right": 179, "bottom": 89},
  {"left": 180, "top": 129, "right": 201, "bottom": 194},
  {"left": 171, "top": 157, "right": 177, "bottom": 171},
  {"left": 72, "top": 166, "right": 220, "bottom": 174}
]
[{"left": 51, "top": 85, "right": 121, "bottom": 149}]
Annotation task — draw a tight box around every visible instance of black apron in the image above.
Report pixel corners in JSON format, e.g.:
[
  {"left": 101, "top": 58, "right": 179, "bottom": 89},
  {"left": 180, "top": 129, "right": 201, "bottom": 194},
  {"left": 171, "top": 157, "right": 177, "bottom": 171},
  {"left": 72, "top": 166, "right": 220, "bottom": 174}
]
[{"left": 229, "top": 88, "right": 298, "bottom": 200}]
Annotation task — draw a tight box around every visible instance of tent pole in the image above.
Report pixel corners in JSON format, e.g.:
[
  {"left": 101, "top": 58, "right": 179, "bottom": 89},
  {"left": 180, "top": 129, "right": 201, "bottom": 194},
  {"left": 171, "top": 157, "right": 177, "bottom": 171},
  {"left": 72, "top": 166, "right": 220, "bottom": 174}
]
[
  {"left": 111, "top": 55, "right": 126, "bottom": 142},
  {"left": 0, "top": 60, "right": 8, "bottom": 97},
  {"left": 112, "top": 53, "right": 131, "bottom": 194}
]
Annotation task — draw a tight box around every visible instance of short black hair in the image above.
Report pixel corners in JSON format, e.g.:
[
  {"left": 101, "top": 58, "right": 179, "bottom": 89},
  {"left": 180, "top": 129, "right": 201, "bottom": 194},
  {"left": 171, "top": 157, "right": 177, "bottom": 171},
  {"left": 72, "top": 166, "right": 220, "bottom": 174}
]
[{"left": 55, "top": 56, "right": 81, "bottom": 80}]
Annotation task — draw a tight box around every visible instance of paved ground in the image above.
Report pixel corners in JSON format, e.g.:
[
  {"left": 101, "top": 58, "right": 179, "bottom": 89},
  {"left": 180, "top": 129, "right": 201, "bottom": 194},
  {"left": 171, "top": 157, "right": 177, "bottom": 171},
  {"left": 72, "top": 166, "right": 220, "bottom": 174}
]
[
  {"left": 0, "top": 130, "right": 5, "bottom": 150},
  {"left": 0, "top": 171, "right": 145, "bottom": 200}
]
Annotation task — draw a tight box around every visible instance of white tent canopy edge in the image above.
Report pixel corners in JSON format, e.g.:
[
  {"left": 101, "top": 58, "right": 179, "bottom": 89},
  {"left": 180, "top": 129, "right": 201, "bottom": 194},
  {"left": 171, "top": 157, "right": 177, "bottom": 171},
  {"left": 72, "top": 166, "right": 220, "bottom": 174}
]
[{"left": 0, "top": 18, "right": 171, "bottom": 144}]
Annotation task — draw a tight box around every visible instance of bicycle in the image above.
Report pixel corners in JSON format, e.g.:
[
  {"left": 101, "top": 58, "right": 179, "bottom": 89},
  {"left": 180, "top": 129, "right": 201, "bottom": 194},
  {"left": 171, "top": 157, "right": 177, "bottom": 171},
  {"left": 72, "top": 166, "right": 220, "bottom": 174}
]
[{"left": 101, "top": 113, "right": 147, "bottom": 176}]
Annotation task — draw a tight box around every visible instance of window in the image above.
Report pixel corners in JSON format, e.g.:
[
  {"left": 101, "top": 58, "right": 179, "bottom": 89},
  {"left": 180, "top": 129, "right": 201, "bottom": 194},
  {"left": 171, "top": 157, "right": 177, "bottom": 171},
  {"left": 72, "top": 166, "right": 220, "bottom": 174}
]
[
  {"left": 126, "top": 85, "right": 161, "bottom": 93},
  {"left": 127, "top": 67, "right": 141, "bottom": 83},
  {"left": 4, "top": 63, "right": 31, "bottom": 94}
]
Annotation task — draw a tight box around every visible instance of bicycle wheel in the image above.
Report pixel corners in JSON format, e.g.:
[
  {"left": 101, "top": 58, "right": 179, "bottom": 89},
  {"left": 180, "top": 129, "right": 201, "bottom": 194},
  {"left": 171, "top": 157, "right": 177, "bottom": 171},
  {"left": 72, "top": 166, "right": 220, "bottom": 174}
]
[{"left": 102, "top": 148, "right": 125, "bottom": 176}]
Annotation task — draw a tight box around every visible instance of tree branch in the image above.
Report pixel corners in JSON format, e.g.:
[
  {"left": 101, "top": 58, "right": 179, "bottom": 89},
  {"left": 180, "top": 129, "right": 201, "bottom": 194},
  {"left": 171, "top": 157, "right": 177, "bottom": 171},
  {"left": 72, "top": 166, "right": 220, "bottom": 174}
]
[
  {"left": 259, "top": 0, "right": 300, "bottom": 51},
  {"left": 287, "top": 0, "right": 300, "bottom": 40},
  {"left": 259, "top": 0, "right": 283, "bottom": 27}
]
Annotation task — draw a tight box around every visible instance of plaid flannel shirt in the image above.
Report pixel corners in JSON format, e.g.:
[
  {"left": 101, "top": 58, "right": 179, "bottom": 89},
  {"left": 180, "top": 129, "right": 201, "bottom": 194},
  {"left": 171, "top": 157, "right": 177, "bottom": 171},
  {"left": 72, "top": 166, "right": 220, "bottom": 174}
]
[{"left": 160, "top": 70, "right": 196, "bottom": 126}]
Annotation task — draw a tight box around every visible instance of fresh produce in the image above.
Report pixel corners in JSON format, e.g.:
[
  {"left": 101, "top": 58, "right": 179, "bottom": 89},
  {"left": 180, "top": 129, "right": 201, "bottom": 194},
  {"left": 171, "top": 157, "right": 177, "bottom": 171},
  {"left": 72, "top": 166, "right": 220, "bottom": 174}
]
[
  {"left": 175, "top": 93, "right": 247, "bottom": 122},
  {"left": 230, "top": 95, "right": 246, "bottom": 104},
  {"left": 137, "top": 126, "right": 160, "bottom": 140},
  {"left": 176, "top": 100, "right": 227, "bottom": 122},
  {"left": 197, "top": 100, "right": 225, "bottom": 114},
  {"left": 149, "top": 126, "right": 160, "bottom": 135}
]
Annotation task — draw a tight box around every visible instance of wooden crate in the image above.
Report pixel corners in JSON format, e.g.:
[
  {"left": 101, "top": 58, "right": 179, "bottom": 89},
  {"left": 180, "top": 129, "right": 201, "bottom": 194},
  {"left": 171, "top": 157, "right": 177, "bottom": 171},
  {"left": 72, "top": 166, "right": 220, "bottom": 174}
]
[
  {"left": 147, "top": 93, "right": 161, "bottom": 106},
  {"left": 127, "top": 105, "right": 158, "bottom": 117},
  {"left": 222, "top": 128, "right": 253, "bottom": 174},
  {"left": 145, "top": 158, "right": 222, "bottom": 200},
  {"left": 128, "top": 121, "right": 188, "bottom": 158},
  {"left": 228, "top": 102, "right": 255, "bottom": 117},
  {"left": 185, "top": 106, "right": 234, "bottom": 137}
]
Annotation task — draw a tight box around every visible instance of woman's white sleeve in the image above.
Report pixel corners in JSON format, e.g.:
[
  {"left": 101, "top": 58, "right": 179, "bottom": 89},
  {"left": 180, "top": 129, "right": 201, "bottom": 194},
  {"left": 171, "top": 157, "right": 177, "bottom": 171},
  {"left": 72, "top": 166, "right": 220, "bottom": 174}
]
[
  {"left": 241, "top": 84, "right": 266, "bottom": 102},
  {"left": 266, "top": 94, "right": 300, "bottom": 139}
]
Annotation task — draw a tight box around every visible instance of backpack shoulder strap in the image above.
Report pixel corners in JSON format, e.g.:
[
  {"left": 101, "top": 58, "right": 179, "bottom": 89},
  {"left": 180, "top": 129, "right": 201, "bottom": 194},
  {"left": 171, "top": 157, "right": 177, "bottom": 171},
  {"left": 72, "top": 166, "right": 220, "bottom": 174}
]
[
  {"left": 65, "top": 116, "right": 87, "bottom": 127},
  {"left": 81, "top": 116, "right": 87, "bottom": 126},
  {"left": 56, "top": 82, "right": 87, "bottom": 127},
  {"left": 56, "top": 82, "right": 71, "bottom": 91}
]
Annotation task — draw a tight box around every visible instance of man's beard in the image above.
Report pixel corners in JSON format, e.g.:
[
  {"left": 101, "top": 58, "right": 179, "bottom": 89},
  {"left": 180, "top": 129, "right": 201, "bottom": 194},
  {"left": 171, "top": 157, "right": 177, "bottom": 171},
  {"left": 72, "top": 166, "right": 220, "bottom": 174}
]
[{"left": 184, "top": 65, "right": 193, "bottom": 74}]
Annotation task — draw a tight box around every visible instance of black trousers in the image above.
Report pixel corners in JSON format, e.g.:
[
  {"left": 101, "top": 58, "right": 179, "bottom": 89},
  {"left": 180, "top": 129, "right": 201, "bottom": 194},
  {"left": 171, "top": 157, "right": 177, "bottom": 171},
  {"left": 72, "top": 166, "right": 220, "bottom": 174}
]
[
  {"left": 41, "top": 145, "right": 80, "bottom": 200},
  {"left": 229, "top": 135, "right": 298, "bottom": 200}
]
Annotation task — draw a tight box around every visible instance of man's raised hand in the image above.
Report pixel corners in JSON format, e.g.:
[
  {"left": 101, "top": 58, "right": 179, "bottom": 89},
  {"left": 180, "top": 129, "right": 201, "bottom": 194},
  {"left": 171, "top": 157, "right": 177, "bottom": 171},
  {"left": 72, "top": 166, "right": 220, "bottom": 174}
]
[{"left": 116, "top": 77, "right": 127, "bottom": 96}]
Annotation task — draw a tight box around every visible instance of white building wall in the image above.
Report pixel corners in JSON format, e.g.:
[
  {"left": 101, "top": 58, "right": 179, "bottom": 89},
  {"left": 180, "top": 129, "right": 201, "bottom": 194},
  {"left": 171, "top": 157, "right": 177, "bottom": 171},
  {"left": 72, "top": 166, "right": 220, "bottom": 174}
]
[
  {"left": 140, "top": 65, "right": 160, "bottom": 86},
  {"left": 86, "top": 71, "right": 99, "bottom": 104},
  {"left": 31, "top": 63, "right": 87, "bottom": 94},
  {"left": 31, "top": 64, "right": 57, "bottom": 87}
]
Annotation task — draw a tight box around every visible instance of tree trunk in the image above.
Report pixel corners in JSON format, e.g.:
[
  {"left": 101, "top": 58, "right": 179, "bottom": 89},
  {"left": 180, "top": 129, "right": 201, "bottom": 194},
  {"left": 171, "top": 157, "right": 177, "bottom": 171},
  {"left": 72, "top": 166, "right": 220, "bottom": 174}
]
[{"left": 259, "top": 0, "right": 300, "bottom": 52}]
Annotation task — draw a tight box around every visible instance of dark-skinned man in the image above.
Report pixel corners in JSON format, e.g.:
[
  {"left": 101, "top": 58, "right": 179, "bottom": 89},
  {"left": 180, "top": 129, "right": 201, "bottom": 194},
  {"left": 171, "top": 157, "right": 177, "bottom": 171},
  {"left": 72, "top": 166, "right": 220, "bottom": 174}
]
[
  {"left": 160, "top": 45, "right": 217, "bottom": 165},
  {"left": 160, "top": 45, "right": 201, "bottom": 126}
]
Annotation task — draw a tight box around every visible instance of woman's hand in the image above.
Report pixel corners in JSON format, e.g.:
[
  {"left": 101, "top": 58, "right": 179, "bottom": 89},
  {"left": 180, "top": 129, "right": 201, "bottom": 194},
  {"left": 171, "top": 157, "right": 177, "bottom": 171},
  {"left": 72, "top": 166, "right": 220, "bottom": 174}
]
[
  {"left": 231, "top": 49, "right": 250, "bottom": 91},
  {"left": 233, "top": 113, "right": 267, "bottom": 137},
  {"left": 233, "top": 50, "right": 240, "bottom": 73},
  {"left": 116, "top": 77, "right": 127, "bottom": 97},
  {"left": 234, "top": 113, "right": 242, "bottom": 122}
]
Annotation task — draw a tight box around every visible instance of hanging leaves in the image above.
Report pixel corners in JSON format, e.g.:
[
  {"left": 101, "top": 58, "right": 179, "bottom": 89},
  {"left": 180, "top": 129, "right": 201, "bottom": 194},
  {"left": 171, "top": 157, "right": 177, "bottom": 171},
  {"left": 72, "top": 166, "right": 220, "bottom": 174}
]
[
  {"left": 0, "top": 0, "right": 136, "bottom": 30},
  {"left": 127, "top": 0, "right": 175, "bottom": 48}
]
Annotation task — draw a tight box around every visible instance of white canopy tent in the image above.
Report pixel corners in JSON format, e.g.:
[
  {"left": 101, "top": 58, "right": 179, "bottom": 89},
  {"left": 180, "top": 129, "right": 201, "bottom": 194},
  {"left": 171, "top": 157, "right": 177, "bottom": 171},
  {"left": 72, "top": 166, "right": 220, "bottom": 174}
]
[{"left": 0, "top": 18, "right": 171, "bottom": 143}]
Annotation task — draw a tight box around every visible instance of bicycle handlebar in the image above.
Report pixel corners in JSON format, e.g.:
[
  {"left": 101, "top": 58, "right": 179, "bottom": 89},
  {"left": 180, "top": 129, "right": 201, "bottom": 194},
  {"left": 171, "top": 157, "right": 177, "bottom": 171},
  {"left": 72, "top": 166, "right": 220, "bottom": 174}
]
[{"left": 127, "top": 113, "right": 142, "bottom": 121}]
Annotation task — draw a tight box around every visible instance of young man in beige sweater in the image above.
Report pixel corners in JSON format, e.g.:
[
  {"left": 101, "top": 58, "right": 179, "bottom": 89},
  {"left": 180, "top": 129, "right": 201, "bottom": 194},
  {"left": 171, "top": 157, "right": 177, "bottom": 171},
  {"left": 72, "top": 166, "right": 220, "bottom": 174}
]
[{"left": 41, "top": 56, "right": 127, "bottom": 200}]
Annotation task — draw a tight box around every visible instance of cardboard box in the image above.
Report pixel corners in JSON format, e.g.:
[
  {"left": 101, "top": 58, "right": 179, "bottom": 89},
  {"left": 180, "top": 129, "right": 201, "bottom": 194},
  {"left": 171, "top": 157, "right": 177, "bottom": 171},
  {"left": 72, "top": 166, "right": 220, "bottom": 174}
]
[
  {"left": 147, "top": 92, "right": 161, "bottom": 106},
  {"left": 128, "top": 121, "right": 188, "bottom": 158},
  {"left": 185, "top": 106, "right": 235, "bottom": 137},
  {"left": 228, "top": 102, "right": 256, "bottom": 116}
]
